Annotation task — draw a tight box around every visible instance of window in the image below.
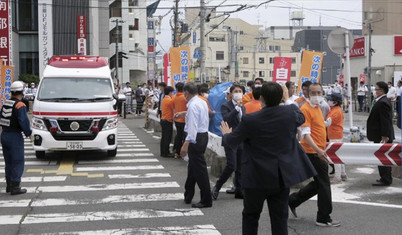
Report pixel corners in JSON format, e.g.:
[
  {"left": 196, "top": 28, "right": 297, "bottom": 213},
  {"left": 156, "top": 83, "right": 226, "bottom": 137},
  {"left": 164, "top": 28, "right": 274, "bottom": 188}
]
[
  {"left": 129, "top": 0, "right": 139, "bottom": 6},
  {"left": 269, "top": 45, "right": 281, "bottom": 51},
  {"left": 239, "top": 31, "right": 244, "bottom": 35},
  {"left": 129, "top": 8, "right": 133, "bottom": 14},
  {"left": 292, "top": 57, "right": 296, "bottom": 63},
  {"left": 109, "top": 1, "right": 122, "bottom": 18},
  {"left": 259, "top": 57, "right": 265, "bottom": 64},
  {"left": 134, "top": 18, "right": 139, "bottom": 30},
  {"left": 109, "top": 26, "right": 122, "bottom": 44},
  {"left": 18, "top": 0, "right": 38, "bottom": 31},
  {"left": 269, "top": 71, "right": 273, "bottom": 77},
  {"left": 129, "top": 34, "right": 133, "bottom": 39},
  {"left": 243, "top": 71, "right": 249, "bottom": 78},
  {"left": 259, "top": 71, "right": 265, "bottom": 77},
  {"left": 216, "top": 51, "right": 224, "bottom": 60},
  {"left": 269, "top": 57, "right": 274, "bottom": 63},
  {"left": 322, "top": 67, "right": 327, "bottom": 72},
  {"left": 239, "top": 46, "right": 244, "bottom": 51},
  {"left": 243, "top": 57, "right": 249, "bottom": 64},
  {"left": 209, "top": 36, "right": 225, "bottom": 42},
  {"left": 291, "top": 70, "right": 296, "bottom": 77}
]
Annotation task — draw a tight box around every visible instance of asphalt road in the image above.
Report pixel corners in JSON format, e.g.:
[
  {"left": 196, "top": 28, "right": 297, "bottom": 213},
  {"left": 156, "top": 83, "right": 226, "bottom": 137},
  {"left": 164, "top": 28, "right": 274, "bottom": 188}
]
[{"left": 0, "top": 115, "right": 401, "bottom": 235}]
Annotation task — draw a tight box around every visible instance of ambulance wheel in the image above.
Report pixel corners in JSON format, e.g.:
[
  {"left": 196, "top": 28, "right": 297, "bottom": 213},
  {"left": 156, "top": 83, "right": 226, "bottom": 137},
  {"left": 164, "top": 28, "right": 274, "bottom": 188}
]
[
  {"left": 36, "top": 151, "right": 46, "bottom": 159},
  {"left": 107, "top": 148, "right": 117, "bottom": 157}
]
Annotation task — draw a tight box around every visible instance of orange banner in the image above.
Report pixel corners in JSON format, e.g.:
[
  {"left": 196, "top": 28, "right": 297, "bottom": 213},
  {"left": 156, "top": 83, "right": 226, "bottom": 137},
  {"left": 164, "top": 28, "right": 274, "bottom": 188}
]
[
  {"left": 0, "top": 59, "right": 14, "bottom": 107},
  {"left": 296, "top": 50, "right": 324, "bottom": 96},
  {"left": 169, "top": 46, "right": 190, "bottom": 87}
]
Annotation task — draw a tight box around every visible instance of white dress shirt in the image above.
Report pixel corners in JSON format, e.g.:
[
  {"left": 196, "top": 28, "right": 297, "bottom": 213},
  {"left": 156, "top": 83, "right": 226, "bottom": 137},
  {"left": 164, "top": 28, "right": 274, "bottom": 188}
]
[
  {"left": 184, "top": 96, "right": 209, "bottom": 144},
  {"left": 232, "top": 99, "right": 243, "bottom": 121}
]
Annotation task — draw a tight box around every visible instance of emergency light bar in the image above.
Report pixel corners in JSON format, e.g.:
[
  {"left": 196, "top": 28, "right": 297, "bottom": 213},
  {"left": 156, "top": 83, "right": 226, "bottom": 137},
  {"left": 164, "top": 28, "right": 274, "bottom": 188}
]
[{"left": 48, "top": 55, "right": 108, "bottom": 68}]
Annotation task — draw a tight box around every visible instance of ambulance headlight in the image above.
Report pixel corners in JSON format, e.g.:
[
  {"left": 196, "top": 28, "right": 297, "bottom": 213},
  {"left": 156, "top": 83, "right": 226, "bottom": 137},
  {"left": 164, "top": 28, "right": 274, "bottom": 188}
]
[
  {"left": 103, "top": 117, "right": 118, "bottom": 131},
  {"left": 32, "top": 117, "right": 47, "bottom": 131}
]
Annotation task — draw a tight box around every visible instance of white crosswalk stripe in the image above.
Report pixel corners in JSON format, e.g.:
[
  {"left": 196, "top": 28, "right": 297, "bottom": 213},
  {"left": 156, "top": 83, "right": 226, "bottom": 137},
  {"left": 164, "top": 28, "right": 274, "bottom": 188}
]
[{"left": 0, "top": 122, "right": 221, "bottom": 234}]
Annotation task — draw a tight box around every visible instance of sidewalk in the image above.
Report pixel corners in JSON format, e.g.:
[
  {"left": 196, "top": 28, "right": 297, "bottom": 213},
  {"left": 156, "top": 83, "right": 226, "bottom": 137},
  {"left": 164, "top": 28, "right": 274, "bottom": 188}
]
[{"left": 343, "top": 111, "right": 401, "bottom": 143}]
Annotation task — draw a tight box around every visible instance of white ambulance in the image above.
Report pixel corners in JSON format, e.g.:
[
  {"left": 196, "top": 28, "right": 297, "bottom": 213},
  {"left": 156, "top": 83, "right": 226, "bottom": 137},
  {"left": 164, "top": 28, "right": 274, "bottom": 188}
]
[{"left": 31, "top": 55, "right": 118, "bottom": 159}]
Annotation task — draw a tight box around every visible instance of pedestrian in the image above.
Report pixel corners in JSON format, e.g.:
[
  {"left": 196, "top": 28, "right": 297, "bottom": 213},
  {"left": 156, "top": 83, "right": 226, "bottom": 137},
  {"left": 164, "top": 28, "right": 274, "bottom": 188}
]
[
  {"left": 180, "top": 82, "right": 212, "bottom": 208},
  {"left": 242, "top": 78, "right": 263, "bottom": 105},
  {"left": 198, "top": 85, "right": 216, "bottom": 115},
  {"left": 157, "top": 82, "right": 167, "bottom": 118},
  {"left": 0, "top": 81, "right": 32, "bottom": 195},
  {"left": 357, "top": 81, "right": 368, "bottom": 112},
  {"left": 286, "top": 81, "right": 298, "bottom": 103},
  {"left": 244, "top": 86, "right": 262, "bottom": 114},
  {"left": 326, "top": 93, "right": 347, "bottom": 184},
  {"left": 289, "top": 82, "right": 341, "bottom": 227},
  {"left": 368, "top": 81, "right": 395, "bottom": 186},
  {"left": 123, "top": 82, "right": 133, "bottom": 114},
  {"left": 396, "top": 80, "right": 402, "bottom": 129},
  {"left": 342, "top": 84, "right": 349, "bottom": 113},
  {"left": 332, "top": 80, "right": 342, "bottom": 94},
  {"left": 172, "top": 82, "right": 187, "bottom": 159},
  {"left": 160, "top": 86, "right": 174, "bottom": 158},
  {"left": 386, "top": 81, "right": 397, "bottom": 101},
  {"left": 211, "top": 84, "right": 245, "bottom": 201},
  {"left": 295, "top": 81, "right": 312, "bottom": 108},
  {"left": 220, "top": 82, "right": 316, "bottom": 235},
  {"left": 135, "top": 84, "right": 145, "bottom": 116}
]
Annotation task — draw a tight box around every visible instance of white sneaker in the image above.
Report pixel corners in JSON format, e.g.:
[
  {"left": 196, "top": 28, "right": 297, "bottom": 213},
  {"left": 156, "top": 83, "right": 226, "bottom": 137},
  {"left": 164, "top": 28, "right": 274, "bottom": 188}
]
[
  {"left": 331, "top": 177, "right": 342, "bottom": 184},
  {"left": 316, "top": 220, "right": 341, "bottom": 227}
]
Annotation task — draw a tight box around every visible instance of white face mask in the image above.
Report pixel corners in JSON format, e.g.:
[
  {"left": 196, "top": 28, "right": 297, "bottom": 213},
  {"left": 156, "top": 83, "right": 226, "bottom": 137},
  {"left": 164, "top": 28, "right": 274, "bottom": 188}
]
[
  {"left": 233, "top": 93, "right": 243, "bottom": 102},
  {"left": 254, "top": 84, "right": 262, "bottom": 88},
  {"left": 203, "top": 93, "right": 209, "bottom": 99},
  {"left": 309, "top": 96, "right": 322, "bottom": 105},
  {"left": 327, "top": 100, "right": 335, "bottom": 107}
]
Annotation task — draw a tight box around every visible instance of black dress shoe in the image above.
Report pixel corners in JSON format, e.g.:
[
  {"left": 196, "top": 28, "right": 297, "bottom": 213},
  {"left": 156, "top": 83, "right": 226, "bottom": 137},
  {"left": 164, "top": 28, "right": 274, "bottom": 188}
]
[
  {"left": 211, "top": 186, "right": 219, "bottom": 200},
  {"left": 372, "top": 182, "right": 391, "bottom": 186},
  {"left": 192, "top": 202, "right": 212, "bottom": 208},
  {"left": 184, "top": 199, "right": 192, "bottom": 204},
  {"left": 226, "top": 187, "right": 236, "bottom": 194},
  {"left": 289, "top": 205, "right": 298, "bottom": 218},
  {"left": 234, "top": 192, "right": 244, "bottom": 199}
]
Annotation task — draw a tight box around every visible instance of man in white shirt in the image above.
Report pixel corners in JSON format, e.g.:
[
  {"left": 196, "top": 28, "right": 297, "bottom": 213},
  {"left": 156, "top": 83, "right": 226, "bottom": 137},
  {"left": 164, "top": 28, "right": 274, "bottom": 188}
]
[
  {"left": 386, "top": 82, "right": 397, "bottom": 101},
  {"left": 180, "top": 82, "right": 212, "bottom": 208},
  {"left": 123, "top": 82, "right": 133, "bottom": 113},
  {"left": 357, "top": 82, "right": 368, "bottom": 112},
  {"left": 332, "top": 80, "right": 342, "bottom": 94}
]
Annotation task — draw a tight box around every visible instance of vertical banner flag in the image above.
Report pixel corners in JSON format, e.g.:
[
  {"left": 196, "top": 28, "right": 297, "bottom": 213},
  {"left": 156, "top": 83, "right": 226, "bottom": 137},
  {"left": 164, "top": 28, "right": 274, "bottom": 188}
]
[
  {"left": 163, "top": 53, "right": 171, "bottom": 85},
  {"left": 77, "top": 15, "right": 87, "bottom": 55},
  {"left": 296, "top": 50, "right": 324, "bottom": 96},
  {"left": 0, "top": 0, "right": 12, "bottom": 65},
  {"left": 169, "top": 46, "right": 190, "bottom": 87},
  {"left": 38, "top": 0, "right": 53, "bottom": 78},
  {"left": 273, "top": 57, "right": 292, "bottom": 83},
  {"left": 0, "top": 59, "right": 13, "bottom": 107}
]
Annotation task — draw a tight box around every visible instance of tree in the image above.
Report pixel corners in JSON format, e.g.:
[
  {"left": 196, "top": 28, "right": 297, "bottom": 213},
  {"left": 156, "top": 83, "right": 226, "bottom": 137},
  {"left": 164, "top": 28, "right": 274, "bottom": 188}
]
[{"left": 18, "top": 74, "right": 40, "bottom": 85}]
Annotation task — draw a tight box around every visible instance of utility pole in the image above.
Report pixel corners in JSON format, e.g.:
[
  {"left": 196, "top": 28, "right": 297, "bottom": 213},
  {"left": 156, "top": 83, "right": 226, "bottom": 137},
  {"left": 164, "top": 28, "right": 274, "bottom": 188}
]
[
  {"left": 200, "top": 0, "right": 206, "bottom": 83},
  {"left": 173, "top": 0, "right": 179, "bottom": 47},
  {"left": 112, "top": 19, "right": 124, "bottom": 85},
  {"left": 367, "top": 22, "right": 373, "bottom": 110}
]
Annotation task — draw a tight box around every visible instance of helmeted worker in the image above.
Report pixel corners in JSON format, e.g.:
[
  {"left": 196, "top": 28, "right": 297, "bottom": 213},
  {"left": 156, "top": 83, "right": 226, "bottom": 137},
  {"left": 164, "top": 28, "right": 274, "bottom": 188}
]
[{"left": 0, "top": 81, "right": 32, "bottom": 195}]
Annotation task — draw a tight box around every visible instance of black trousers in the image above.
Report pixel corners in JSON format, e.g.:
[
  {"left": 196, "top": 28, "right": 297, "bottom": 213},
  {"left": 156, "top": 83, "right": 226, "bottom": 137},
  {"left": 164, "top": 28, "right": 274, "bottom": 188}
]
[
  {"left": 357, "top": 95, "right": 365, "bottom": 111},
  {"left": 136, "top": 101, "right": 144, "bottom": 114},
  {"left": 184, "top": 132, "right": 212, "bottom": 205},
  {"left": 173, "top": 122, "right": 185, "bottom": 155},
  {"left": 375, "top": 140, "right": 393, "bottom": 185},
  {"left": 160, "top": 120, "right": 173, "bottom": 157},
  {"left": 243, "top": 187, "right": 290, "bottom": 235},
  {"left": 289, "top": 154, "right": 332, "bottom": 223},
  {"left": 215, "top": 145, "right": 242, "bottom": 193}
]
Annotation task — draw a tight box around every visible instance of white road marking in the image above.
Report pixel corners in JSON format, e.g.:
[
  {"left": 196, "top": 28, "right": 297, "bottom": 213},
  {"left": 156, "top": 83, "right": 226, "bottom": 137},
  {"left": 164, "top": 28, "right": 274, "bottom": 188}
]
[
  {"left": 116, "top": 153, "right": 154, "bottom": 157},
  {"left": 108, "top": 173, "right": 171, "bottom": 179},
  {"left": 24, "top": 181, "right": 179, "bottom": 193},
  {"left": 117, "top": 148, "right": 150, "bottom": 152},
  {"left": 0, "top": 176, "right": 67, "bottom": 183},
  {"left": 3, "top": 208, "right": 203, "bottom": 225},
  {"left": 0, "top": 161, "right": 57, "bottom": 166},
  {"left": 118, "top": 144, "right": 146, "bottom": 148},
  {"left": 33, "top": 225, "right": 221, "bottom": 235},
  {"left": 76, "top": 165, "right": 163, "bottom": 171},
  {"left": 78, "top": 159, "right": 159, "bottom": 164},
  {"left": 117, "top": 141, "right": 143, "bottom": 144},
  {"left": 28, "top": 193, "right": 184, "bottom": 207}
]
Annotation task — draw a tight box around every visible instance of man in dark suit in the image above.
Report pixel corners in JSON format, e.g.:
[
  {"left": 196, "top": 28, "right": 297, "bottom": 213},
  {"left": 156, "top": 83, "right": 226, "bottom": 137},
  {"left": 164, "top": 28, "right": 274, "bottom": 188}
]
[
  {"left": 368, "top": 81, "right": 395, "bottom": 186},
  {"left": 157, "top": 82, "right": 167, "bottom": 117},
  {"left": 211, "top": 84, "right": 245, "bottom": 200},
  {"left": 221, "top": 82, "right": 316, "bottom": 235}
]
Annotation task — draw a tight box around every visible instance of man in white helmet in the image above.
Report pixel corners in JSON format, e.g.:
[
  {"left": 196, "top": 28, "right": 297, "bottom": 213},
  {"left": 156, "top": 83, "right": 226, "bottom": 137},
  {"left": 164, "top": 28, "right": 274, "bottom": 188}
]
[{"left": 0, "top": 81, "right": 32, "bottom": 195}]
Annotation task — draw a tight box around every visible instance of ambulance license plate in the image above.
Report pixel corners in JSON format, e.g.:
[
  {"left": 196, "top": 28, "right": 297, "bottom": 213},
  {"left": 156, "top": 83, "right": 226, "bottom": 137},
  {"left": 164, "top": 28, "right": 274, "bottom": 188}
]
[{"left": 66, "top": 142, "right": 83, "bottom": 150}]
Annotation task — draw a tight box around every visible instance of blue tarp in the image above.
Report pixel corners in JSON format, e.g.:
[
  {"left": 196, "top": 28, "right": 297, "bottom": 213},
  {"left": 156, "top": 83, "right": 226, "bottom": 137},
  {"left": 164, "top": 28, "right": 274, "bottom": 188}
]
[{"left": 208, "top": 82, "right": 233, "bottom": 136}]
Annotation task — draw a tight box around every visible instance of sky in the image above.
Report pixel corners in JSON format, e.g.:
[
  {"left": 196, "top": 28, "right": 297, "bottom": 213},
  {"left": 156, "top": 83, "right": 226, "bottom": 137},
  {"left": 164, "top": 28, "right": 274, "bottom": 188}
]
[{"left": 152, "top": 0, "right": 363, "bottom": 53}]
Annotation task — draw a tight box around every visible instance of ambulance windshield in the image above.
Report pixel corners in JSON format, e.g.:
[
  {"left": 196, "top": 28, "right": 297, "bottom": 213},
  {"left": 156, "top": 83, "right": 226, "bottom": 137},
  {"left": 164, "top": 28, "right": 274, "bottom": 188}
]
[{"left": 37, "top": 77, "right": 114, "bottom": 102}]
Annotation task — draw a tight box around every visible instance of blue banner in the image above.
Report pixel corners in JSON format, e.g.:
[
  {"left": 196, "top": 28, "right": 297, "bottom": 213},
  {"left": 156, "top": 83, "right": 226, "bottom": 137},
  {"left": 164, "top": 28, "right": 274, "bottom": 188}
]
[{"left": 208, "top": 82, "right": 233, "bottom": 136}]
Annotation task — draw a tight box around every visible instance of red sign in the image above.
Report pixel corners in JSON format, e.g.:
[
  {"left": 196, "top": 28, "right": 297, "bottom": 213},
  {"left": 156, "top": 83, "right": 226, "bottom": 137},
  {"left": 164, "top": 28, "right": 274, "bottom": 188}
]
[
  {"left": 273, "top": 57, "right": 292, "bottom": 83},
  {"left": 359, "top": 74, "right": 366, "bottom": 83},
  {"left": 394, "top": 36, "right": 402, "bottom": 55},
  {"left": 349, "top": 37, "right": 365, "bottom": 58},
  {"left": 77, "top": 15, "right": 86, "bottom": 55},
  {"left": 0, "top": 0, "right": 11, "bottom": 65}
]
